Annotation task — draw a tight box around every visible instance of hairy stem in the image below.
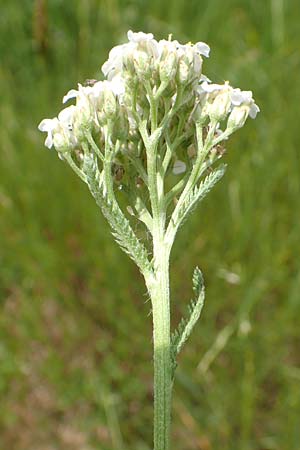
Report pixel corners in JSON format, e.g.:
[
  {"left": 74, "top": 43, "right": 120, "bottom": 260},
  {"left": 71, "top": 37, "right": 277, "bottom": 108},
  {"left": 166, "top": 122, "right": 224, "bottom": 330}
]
[{"left": 148, "top": 220, "right": 172, "bottom": 450}]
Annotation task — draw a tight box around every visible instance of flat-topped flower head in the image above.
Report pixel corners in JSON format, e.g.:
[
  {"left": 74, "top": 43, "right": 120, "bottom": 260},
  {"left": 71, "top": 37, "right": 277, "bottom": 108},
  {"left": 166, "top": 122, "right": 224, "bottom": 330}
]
[
  {"left": 39, "top": 29, "right": 259, "bottom": 184},
  {"left": 101, "top": 31, "right": 211, "bottom": 88}
]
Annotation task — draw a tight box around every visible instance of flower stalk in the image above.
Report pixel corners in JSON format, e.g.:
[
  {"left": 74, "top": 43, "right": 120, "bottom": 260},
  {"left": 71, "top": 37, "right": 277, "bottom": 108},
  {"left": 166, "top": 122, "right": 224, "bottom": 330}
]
[
  {"left": 38, "top": 30, "right": 259, "bottom": 450},
  {"left": 149, "top": 226, "right": 172, "bottom": 450}
]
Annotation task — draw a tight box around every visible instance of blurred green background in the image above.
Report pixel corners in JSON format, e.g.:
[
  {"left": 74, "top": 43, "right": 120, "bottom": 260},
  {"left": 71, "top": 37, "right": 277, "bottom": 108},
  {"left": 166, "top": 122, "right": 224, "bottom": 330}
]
[{"left": 1, "top": 1, "right": 299, "bottom": 449}]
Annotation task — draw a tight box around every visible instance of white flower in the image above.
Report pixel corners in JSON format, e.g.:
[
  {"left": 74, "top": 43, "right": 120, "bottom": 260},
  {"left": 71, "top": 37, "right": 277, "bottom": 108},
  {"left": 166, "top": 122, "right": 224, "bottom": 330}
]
[
  {"left": 194, "top": 42, "right": 210, "bottom": 58},
  {"left": 38, "top": 117, "right": 59, "bottom": 148},
  {"left": 63, "top": 89, "right": 79, "bottom": 104},
  {"left": 227, "top": 105, "right": 250, "bottom": 129},
  {"left": 198, "top": 82, "right": 260, "bottom": 123},
  {"left": 248, "top": 103, "right": 260, "bottom": 119},
  {"left": 107, "top": 76, "right": 125, "bottom": 96},
  {"left": 199, "top": 80, "right": 228, "bottom": 94},
  {"left": 101, "top": 32, "right": 210, "bottom": 86},
  {"left": 127, "top": 30, "right": 154, "bottom": 43},
  {"left": 102, "top": 43, "right": 132, "bottom": 79},
  {"left": 195, "top": 81, "right": 232, "bottom": 122},
  {"left": 159, "top": 50, "right": 177, "bottom": 82},
  {"left": 158, "top": 39, "right": 177, "bottom": 55},
  {"left": 38, "top": 106, "right": 78, "bottom": 151},
  {"left": 62, "top": 79, "right": 126, "bottom": 130},
  {"left": 210, "top": 89, "right": 232, "bottom": 121},
  {"left": 230, "top": 88, "right": 253, "bottom": 106},
  {"left": 57, "top": 105, "right": 77, "bottom": 128},
  {"left": 230, "top": 88, "right": 260, "bottom": 119},
  {"left": 63, "top": 84, "right": 95, "bottom": 128},
  {"left": 102, "top": 30, "right": 159, "bottom": 81}
]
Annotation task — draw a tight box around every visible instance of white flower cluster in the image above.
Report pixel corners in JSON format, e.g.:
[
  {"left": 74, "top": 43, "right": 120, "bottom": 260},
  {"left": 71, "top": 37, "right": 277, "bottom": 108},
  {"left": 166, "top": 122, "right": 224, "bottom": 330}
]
[
  {"left": 196, "top": 81, "right": 259, "bottom": 126},
  {"left": 102, "top": 30, "right": 210, "bottom": 84},
  {"left": 38, "top": 78, "right": 125, "bottom": 153},
  {"left": 38, "top": 30, "right": 259, "bottom": 178}
]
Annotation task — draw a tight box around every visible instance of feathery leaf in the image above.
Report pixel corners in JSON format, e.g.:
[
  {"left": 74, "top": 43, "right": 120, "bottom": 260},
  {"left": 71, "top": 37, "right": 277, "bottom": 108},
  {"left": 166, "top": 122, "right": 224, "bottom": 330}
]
[
  {"left": 171, "top": 267, "right": 205, "bottom": 375},
  {"left": 83, "top": 155, "right": 153, "bottom": 275},
  {"left": 177, "top": 164, "right": 226, "bottom": 229}
]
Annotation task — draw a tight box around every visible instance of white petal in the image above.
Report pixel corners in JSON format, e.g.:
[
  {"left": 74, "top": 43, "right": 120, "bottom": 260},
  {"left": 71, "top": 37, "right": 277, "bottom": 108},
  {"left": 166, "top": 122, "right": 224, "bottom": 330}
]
[
  {"left": 58, "top": 105, "right": 77, "bottom": 123},
  {"left": 109, "top": 44, "right": 126, "bottom": 59},
  {"left": 63, "top": 89, "right": 78, "bottom": 104},
  {"left": 195, "top": 42, "right": 210, "bottom": 57},
  {"left": 127, "top": 30, "right": 153, "bottom": 43},
  {"left": 109, "top": 76, "right": 125, "bottom": 96},
  {"left": 92, "top": 81, "right": 106, "bottom": 97},
  {"left": 173, "top": 160, "right": 186, "bottom": 175},
  {"left": 200, "top": 81, "right": 225, "bottom": 93},
  {"left": 231, "top": 89, "right": 253, "bottom": 106},
  {"left": 38, "top": 118, "right": 56, "bottom": 132},
  {"left": 127, "top": 30, "right": 134, "bottom": 41},
  {"left": 101, "top": 60, "right": 113, "bottom": 76},
  {"left": 200, "top": 74, "right": 211, "bottom": 82},
  {"left": 249, "top": 103, "right": 260, "bottom": 119},
  {"left": 45, "top": 133, "right": 53, "bottom": 148}
]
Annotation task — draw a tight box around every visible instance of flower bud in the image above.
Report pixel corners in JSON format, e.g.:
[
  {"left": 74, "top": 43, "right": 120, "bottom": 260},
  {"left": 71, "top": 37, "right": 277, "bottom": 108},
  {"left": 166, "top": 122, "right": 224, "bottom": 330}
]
[
  {"left": 53, "top": 128, "right": 72, "bottom": 152},
  {"left": 133, "top": 50, "right": 152, "bottom": 80},
  {"left": 209, "top": 89, "right": 232, "bottom": 122},
  {"left": 159, "top": 51, "right": 177, "bottom": 83},
  {"left": 193, "top": 93, "right": 209, "bottom": 124},
  {"left": 177, "top": 57, "right": 191, "bottom": 84},
  {"left": 103, "top": 90, "right": 117, "bottom": 118},
  {"left": 227, "top": 105, "right": 250, "bottom": 130},
  {"left": 192, "top": 53, "right": 203, "bottom": 78}
]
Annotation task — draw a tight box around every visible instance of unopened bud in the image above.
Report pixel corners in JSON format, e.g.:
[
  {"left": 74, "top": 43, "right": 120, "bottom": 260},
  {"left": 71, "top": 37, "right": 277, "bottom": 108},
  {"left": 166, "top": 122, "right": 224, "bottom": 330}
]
[
  {"left": 53, "top": 128, "right": 72, "bottom": 152},
  {"left": 227, "top": 105, "right": 250, "bottom": 130},
  {"left": 192, "top": 53, "right": 203, "bottom": 77},
  {"left": 209, "top": 89, "right": 232, "bottom": 122},
  {"left": 193, "top": 98, "right": 209, "bottom": 123},
  {"left": 159, "top": 51, "right": 177, "bottom": 82},
  {"left": 177, "top": 58, "right": 191, "bottom": 84},
  {"left": 103, "top": 90, "right": 117, "bottom": 118},
  {"left": 133, "top": 50, "right": 151, "bottom": 80}
]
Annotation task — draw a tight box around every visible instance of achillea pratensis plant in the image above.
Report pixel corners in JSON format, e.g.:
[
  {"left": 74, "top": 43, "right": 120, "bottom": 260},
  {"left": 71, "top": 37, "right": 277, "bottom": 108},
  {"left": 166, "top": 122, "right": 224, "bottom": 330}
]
[{"left": 39, "top": 30, "right": 259, "bottom": 450}]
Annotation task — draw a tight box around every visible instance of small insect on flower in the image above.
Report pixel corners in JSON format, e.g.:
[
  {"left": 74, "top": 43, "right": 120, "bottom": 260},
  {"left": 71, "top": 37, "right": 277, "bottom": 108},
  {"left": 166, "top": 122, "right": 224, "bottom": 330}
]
[
  {"left": 136, "top": 176, "right": 144, "bottom": 188},
  {"left": 112, "top": 163, "right": 125, "bottom": 182},
  {"left": 84, "top": 79, "right": 98, "bottom": 86},
  {"left": 212, "top": 144, "right": 226, "bottom": 159}
]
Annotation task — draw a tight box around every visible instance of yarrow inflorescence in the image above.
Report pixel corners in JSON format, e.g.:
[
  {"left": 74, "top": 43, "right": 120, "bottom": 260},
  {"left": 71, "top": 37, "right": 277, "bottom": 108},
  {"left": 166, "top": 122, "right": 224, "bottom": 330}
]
[
  {"left": 38, "top": 31, "right": 260, "bottom": 450},
  {"left": 38, "top": 30, "right": 259, "bottom": 183}
]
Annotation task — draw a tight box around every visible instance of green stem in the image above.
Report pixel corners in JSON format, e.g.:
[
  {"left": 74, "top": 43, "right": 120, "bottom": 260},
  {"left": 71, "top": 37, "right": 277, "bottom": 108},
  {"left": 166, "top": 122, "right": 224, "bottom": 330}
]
[
  {"left": 65, "top": 154, "right": 87, "bottom": 182},
  {"left": 149, "top": 220, "right": 172, "bottom": 450},
  {"left": 141, "top": 90, "right": 177, "bottom": 450},
  {"left": 103, "top": 123, "right": 115, "bottom": 200},
  {"left": 85, "top": 131, "right": 104, "bottom": 162}
]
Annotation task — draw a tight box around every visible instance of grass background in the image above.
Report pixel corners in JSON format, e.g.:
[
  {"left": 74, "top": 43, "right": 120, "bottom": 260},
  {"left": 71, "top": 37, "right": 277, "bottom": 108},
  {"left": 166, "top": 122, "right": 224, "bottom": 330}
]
[{"left": 1, "top": 0, "right": 299, "bottom": 449}]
